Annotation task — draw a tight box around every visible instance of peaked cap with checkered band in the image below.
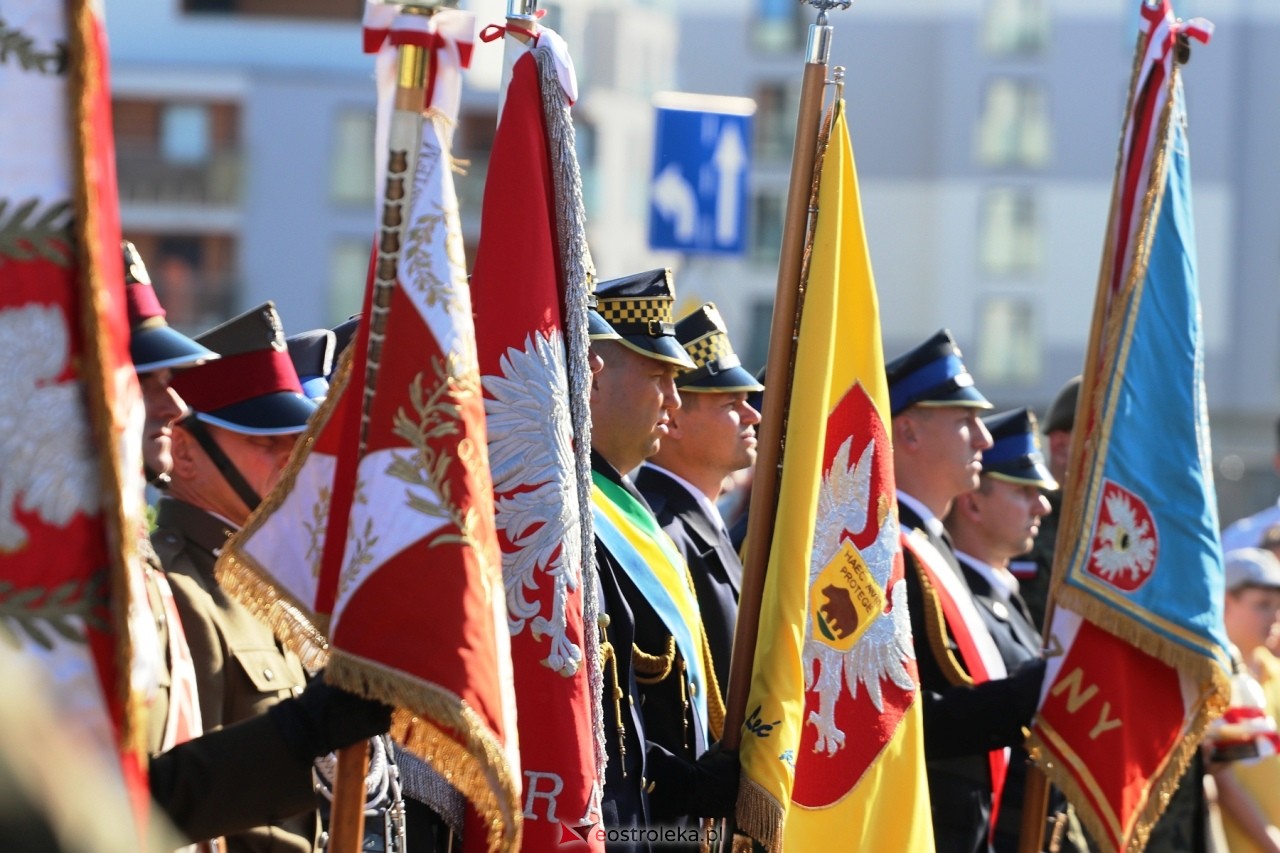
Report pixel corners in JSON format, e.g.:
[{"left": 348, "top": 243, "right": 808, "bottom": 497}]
[
  {"left": 593, "top": 269, "right": 695, "bottom": 367},
  {"left": 674, "top": 303, "right": 764, "bottom": 393}
]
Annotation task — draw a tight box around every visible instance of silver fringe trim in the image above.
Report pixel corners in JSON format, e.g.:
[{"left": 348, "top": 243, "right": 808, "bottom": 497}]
[
  {"left": 395, "top": 744, "right": 465, "bottom": 835},
  {"left": 535, "top": 42, "right": 607, "bottom": 785}
]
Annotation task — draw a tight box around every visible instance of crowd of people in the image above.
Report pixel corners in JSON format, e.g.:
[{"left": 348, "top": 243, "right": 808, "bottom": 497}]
[{"left": 16, "top": 237, "right": 1280, "bottom": 853}]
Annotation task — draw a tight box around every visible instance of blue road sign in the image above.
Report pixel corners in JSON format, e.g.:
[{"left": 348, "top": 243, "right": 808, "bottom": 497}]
[{"left": 648, "top": 95, "right": 754, "bottom": 256}]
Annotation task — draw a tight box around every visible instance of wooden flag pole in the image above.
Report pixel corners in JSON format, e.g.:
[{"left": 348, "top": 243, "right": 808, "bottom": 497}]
[
  {"left": 330, "top": 3, "right": 439, "bottom": 850},
  {"left": 722, "top": 5, "right": 837, "bottom": 751}
]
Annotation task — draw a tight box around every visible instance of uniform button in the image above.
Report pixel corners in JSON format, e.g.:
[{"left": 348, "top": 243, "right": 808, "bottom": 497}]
[
  {"left": 263, "top": 668, "right": 275, "bottom": 681},
  {"left": 690, "top": 681, "right": 698, "bottom": 696}
]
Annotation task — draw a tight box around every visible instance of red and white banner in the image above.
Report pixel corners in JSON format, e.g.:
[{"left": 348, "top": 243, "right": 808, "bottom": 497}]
[
  {"left": 470, "top": 28, "right": 604, "bottom": 852},
  {"left": 220, "top": 9, "right": 520, "bottom": 851},
  {"left": 0, "top": 0, "right": 150, "bottom": 831}
]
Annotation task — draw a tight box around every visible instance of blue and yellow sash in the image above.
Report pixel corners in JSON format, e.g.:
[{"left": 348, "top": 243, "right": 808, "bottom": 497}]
[{"left": 591, "top": 473, "right": 708, "bottom": 734}]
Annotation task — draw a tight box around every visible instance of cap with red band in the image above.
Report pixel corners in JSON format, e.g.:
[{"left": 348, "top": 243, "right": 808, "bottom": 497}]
[
  {"left": 124, "top": 241, "right": 219, "bottom": 374},
  {"left": 169, "top": 301, "right": 317, "bottom": 436}
]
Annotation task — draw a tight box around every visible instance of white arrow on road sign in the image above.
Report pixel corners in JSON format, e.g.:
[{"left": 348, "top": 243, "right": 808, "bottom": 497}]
[
  {"left": 653, "top": 162, "right": 698, "bottom": 242},
  {"left": 712, "top": 123, "right": 748, "bottom": 246}
]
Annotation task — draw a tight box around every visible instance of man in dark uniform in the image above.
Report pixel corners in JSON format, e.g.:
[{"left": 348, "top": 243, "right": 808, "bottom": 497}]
[
  {"left": 1009, "top": 375, "right": 1080, "bottom": 630},
  {"left": 636, "top": 303, "right": 762, "bottom": 692},
  {"left": 588, "top": 271, "right": 738, "bottom": 847},
  {"left": 887, "top": 329, "right": 1046, "bottom": 853},
  {"left": 944, "top": 408, "right": 1085, "bottom": 852}
]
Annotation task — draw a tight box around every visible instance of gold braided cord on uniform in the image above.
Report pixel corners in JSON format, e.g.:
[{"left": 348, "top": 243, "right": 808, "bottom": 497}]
[
  {"left": 700, "top": 622, "right": 726, "bottom": 743},
  {"left": 599, "top": 633, "right": 628, "bottom": 774},
  {"left": 328, "top": 651, "right": 522, "bottom": 853},
  {"left": 903, "top": 541, "right": 975, "bottom": 688},
  {"left": 633, "top": 636, "right": 676, "bottom": 683}
]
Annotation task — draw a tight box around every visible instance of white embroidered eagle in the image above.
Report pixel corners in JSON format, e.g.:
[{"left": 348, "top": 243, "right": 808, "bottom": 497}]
[
  {"left": 483, "top": 328, "right": 583, "bottom": 677},
  {"left": 804, "top": 435, "right": 915, "bottom": 755},
  {"left": 0, "top": 303, "right": 101, "bottom": 552}
]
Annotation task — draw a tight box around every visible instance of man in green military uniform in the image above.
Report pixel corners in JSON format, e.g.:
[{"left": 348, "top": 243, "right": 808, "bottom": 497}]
[
  {"left": 153, "top": 302, "right": 341, "bottom": 851},
  {"left": 124, "top": 253, "right": 392, "bottom": 848}
]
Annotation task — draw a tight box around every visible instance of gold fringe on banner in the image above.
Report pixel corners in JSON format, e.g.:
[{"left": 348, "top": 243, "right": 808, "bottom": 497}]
[
  {"left": 327, "top": 652, "right": 522, "bottom": 853},
  {"left": 1028, "top": 679, "right": 1224, "bottom": 853},
  {"left": 734, "top": 776, "right": 785, "bottom": 853}
]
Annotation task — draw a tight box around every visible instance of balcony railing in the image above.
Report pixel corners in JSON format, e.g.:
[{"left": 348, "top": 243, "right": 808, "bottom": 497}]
[{"left": 116, "top": 139, "right": 242, "bottom": 206}]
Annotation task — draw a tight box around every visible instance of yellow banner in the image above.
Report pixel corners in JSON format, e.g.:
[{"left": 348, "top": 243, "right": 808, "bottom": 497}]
[{"left": 736, "top": 102, "right": 933, "bottom": 852}]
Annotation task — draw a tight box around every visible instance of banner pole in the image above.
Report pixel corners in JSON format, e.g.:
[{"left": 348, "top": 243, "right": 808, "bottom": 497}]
[
  {"left": 722, "top": 8, "right": 834, "bottom": 751},
  {"left": 331, "top": 2, "right": 439, "bottom": 849}
]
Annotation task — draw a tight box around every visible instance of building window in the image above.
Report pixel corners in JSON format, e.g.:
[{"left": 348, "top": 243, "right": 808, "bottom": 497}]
[
  {"left": 750, "top": 191, "right": 785, "bottom": 265},
  {"left": 122, "top": 232, "right": 237, "bottom": 331},
  {"left": 330, "top": 240, "right": 370, "bottom": 325},
  {"left": 753, "top": 0, "right": 807, "bottom": 54},
  {"left": 330, "top": 110, "right": 375, "bottom": 206},
  {"left": 115, "top": 98, "right": 240, "bottom": 205},
  {"left": 983, "top": 0, "right": 1048, "bottom": 56},
  {"left": 977, "top": 78, "right": 1050, "bottom": 168},
  {"left": 979, "top": 187, "right": 1041, "bottom": 274},
  {"left": 976, "top": 297, "right": 1040, "bottom": 384},
  {"left": 754, "top": 83, "right": 797, "bottom": 162},
  {"left": 161, "top": 104, "right": 210, "bottom": 165}
]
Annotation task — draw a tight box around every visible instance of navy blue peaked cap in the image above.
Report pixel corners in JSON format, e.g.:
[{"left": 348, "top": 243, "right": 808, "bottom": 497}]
[
  {"left": 886, "top": 329, "right": 991, "bottom": 416},
  {"left": 287, "top": 329, "right": 335, "bottom": 402},
  {"left": 594, "top": 269, "right": 696, "bottom": 368},
  {"left": 981, "top": 408, "right": 1058, "bottom": 489}
]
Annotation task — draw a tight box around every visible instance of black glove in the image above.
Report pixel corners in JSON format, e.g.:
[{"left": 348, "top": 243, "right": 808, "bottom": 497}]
[
  {"left": 690, "top": 743, "right": 740, "bottom": 819},
  {"left": 268, "top": 671, "right": 394, "bottom": 763}
]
